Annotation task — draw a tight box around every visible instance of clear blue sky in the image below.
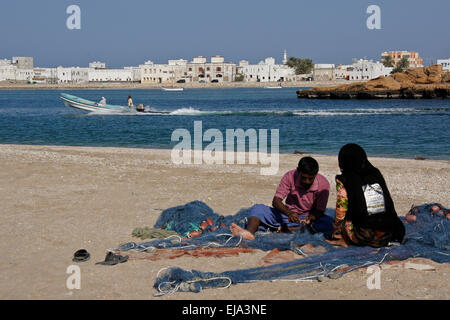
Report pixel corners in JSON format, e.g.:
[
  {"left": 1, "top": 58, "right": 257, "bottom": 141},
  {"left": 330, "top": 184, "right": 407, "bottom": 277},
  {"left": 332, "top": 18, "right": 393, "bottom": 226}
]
[{"left": 1, "top": 0, "right": 449, "bottom": 68}]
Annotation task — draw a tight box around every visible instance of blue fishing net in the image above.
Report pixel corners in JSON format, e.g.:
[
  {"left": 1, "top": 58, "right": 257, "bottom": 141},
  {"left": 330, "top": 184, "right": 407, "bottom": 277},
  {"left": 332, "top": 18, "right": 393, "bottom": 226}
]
[
  {"left": 114, "top": 201, "right": 449, "bottom": 295},
  {"left": 117, "top": 200, "right": 333, "bottom": 252}
]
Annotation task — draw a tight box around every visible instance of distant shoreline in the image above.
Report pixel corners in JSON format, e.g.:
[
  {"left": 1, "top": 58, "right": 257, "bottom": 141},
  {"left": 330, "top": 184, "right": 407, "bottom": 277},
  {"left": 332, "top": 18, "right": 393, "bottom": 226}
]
[{"left": 0, "top": 80, "right": 350, "bottom": 90}]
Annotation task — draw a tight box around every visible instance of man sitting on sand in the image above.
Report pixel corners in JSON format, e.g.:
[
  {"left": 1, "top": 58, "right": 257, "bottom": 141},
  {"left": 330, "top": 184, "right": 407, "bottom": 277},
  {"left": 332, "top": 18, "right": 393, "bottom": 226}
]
[{"left": 231, "top": 156, "right": 333, "bottom": 240}]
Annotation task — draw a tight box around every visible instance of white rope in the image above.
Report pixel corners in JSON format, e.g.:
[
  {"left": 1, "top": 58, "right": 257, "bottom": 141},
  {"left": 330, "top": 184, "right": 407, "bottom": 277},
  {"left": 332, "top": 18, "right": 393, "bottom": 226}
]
[
  {"left": 154, "top": 268, "right": 233, "bottom": 296},
  {"left": 164, "top": 234, "right": 183, "bottom": 242},
  {"left": 293, "top": 247, "right": 307, "bottom": 257},
  {"left": 156, "top": 266, "right": 173, "bottom": 278},
  {"left": 228, "top": 235, "right": 243, "bottom": 247},
  {"left": 377, "top": 252, "right": 390, "bottom": 265},
  {"left": 185, "top": 276, "right": 233, "bottom": 290}
]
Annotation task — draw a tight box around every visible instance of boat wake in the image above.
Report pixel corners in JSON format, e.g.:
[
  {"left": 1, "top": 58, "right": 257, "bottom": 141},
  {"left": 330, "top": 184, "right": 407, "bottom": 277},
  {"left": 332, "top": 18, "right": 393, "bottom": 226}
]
[{"left": 85, "top": 106, "right": 450, "bottom": 117}]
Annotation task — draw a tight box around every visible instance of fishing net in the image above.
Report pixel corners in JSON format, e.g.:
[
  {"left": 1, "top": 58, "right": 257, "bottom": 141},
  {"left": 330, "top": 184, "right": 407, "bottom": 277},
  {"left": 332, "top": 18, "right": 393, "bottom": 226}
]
[{"left": 114, "top": 201, "right": 448, "bottom": 296}]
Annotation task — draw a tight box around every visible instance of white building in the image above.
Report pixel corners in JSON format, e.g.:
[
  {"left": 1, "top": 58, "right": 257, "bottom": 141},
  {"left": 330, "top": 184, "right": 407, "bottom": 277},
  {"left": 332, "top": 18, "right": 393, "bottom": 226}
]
[
  {"left": 12, "top": 57, "right": 34, "bottom": 69},
  {"left": 124, "top": 66, "right": 142, "bottom": 82},
  {"left": 88, "top": 68, "right": 134, "bottom": 82},
  {"left": 186, "top": 56, "right": 237, "bottom": 83},
  {"left": 15, "top": 69, "right": 35, "bottom": 81},
  {"left": 437, "top": 58, "right": 450, "bottom": 71},
  {"left": 56, "top": 67, "right": 72, "bottom": 83},
  {"left": 33, "top": 67, "right": 57, "bottom": 83},
  {"left": 141, "top": 59, "right": 188, "bottom": 84},
  {"left": 313, "top": 64, "right": 335, "bottom": 81},
  {"left": 55, "top": 67, "right": 90, "bottom": 84},
  {"left": 241, "top": 57, "right": 295, "bottom": 82},
  {"left": 0, "top": 58, "right": 34, "bottom": 81},
  {"left": 0, "top": 59, "right": 12, "bottom": 66},
  {"left": 346, "top": 59, "right": 393, "bottom": 81},
  {"left": 334, "top": 65, "right": 353, "bottom": 80},
  {"left": 141, "top": 56, "right": 237, "bottom": 84},
  {"left": 89, "top": 61, "right": 106, "bottom": 69},
  {"left": 0, "top": 59, "right": 16, "bottom": 81},
  {"left": 71, "top": 67, "right": 90, "bottom": 83}
]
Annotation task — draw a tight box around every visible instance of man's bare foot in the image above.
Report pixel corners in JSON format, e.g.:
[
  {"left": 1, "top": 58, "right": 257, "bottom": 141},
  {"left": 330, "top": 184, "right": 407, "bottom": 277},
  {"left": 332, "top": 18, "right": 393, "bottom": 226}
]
[
  {"left": 230, "top": 223, "right": 255, "bottom": 241},
  {"left": 325, "top": 238, "right": 349, "bottom": 248}
]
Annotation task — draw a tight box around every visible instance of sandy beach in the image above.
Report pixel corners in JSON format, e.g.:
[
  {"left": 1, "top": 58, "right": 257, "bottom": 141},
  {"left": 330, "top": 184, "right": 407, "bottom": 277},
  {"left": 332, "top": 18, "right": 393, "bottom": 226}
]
[{"left": 0, "top": 144, "right": 448, "bottom": 300}]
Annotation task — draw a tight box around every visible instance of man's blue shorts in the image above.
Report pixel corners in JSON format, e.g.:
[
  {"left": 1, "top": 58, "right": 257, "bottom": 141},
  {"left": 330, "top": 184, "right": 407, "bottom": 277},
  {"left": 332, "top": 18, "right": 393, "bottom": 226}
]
[{"left": 248, "top": 204, "right": 333, "bottom": 238}]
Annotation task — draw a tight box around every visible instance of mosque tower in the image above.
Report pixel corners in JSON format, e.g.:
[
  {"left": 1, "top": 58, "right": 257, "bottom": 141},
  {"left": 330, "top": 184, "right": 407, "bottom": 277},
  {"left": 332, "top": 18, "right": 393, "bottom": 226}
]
[{"left": 283, "top": 49, "right": 287, "bottom": 65}]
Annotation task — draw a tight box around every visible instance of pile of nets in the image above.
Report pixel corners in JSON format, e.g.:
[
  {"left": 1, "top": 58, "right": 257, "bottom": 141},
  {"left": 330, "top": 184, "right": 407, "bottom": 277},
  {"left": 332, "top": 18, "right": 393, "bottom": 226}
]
[
  {"left": 118, "top": 200, "right": 330, "bottom": 252},
  {"left": 114, "top": 201, "right": 448, "bottom": 296}
]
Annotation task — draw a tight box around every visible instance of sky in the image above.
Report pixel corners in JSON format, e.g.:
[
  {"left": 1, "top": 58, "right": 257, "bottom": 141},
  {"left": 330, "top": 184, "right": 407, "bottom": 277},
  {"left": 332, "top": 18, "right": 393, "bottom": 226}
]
[{"left": 0, "top": 0, "right": 449, "bottom": 68}]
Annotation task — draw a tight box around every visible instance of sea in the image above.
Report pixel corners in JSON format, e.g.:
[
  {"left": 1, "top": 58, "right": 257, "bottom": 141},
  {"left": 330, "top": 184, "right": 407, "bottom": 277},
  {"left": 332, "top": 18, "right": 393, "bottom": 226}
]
[{"left": 0, "top": 88, "right": 449, "bottom": 160}]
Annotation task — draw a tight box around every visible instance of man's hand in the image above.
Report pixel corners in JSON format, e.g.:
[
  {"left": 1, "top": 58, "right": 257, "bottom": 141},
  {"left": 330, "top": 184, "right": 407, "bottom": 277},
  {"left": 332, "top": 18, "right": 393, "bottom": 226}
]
[
  {"left": 287, "top": 212, "right": 300, "bottom": 223},
  {"left": 301, "top": 216, "right": 312, "bottom": 225},
  {"left": 273, "top": 196, "right": 300, "bottom": 223}
]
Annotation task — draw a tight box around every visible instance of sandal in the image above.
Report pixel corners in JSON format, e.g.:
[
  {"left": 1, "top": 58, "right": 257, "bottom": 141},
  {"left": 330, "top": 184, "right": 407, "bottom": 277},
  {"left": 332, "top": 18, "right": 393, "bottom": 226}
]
[
  {"left": 72, "top": 249, "right": 90, "bottom": 262},
  {"left": 96, "top": 252, "right": 129, "bottom": 265}
]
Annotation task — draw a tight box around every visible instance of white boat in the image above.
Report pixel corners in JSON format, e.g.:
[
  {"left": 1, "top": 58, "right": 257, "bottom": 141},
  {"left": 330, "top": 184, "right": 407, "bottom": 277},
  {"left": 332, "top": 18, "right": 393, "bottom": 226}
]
[
  {"left": 61, "top": 93, "right": 127, "bottom": 112},
  {"left": 162, "top": 87, "right": 184, "bottom": 91},
  {"left": 61, "top": 93, "right": 169, "bottom": 114},
  {"left": 264, "top": 85, "right": 283, "bottom": 89}
]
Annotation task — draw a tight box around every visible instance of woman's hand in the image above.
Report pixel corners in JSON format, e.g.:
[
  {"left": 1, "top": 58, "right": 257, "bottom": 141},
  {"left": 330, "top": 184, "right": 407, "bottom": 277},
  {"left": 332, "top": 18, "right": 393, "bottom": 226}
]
[{"left": 332, "top": 229, "right": 342, "bottom": 240}]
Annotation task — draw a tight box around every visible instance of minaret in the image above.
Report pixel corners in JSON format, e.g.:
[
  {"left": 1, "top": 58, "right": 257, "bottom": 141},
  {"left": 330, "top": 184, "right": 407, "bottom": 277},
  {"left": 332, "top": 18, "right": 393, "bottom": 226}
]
[{"left": 283, "top": 49, "right": 287, "bottom": 65}]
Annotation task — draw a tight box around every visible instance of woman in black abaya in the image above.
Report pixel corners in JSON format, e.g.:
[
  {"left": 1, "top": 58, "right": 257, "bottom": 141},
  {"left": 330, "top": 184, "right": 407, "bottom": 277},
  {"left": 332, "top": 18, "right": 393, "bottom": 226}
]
[{"left": 327, "top": 143, "right": 405, "bottom": 248}]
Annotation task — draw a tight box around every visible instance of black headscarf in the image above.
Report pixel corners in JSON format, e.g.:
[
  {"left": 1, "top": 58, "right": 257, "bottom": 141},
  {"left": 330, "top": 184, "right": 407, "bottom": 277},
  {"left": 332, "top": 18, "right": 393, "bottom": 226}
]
[{"left": 336, "top": 143, "right": 405, "bottom": 243}]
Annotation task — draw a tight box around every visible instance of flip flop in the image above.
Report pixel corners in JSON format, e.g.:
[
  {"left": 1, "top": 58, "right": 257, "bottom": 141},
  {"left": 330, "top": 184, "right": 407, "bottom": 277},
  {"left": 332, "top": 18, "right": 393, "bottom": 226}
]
[
  {"left": 96, "top": 252, "right": 129, "bottom": 266},
  {"left": 72, "top": 249, "right": 90, "bottom": 262}
]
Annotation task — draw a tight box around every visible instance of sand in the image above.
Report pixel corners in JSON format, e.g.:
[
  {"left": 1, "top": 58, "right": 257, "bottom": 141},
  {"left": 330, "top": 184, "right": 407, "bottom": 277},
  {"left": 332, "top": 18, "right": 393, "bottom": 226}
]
[{"left": 0, "top": 144, "right": 448, "bottom": 300}]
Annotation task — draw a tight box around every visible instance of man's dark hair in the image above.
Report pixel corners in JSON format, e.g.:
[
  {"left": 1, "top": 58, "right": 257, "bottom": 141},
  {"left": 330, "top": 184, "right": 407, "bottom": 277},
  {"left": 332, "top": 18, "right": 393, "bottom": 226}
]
[{"left": 297, "top": 156, "right": 319, "bottom": 175}]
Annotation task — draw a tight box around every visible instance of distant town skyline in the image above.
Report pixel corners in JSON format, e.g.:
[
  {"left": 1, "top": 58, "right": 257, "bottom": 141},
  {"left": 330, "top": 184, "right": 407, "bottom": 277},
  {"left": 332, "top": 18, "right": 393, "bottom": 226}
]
[{"left": 1, "top": 0, "right": 449, "bottom": 68}]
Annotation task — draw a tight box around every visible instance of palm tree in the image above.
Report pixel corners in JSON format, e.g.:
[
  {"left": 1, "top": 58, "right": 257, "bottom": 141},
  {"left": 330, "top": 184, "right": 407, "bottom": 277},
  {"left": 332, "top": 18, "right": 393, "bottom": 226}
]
[
  {"left": 391, "top": 57, "right": 410, "bottom": 74},
  {"left": 286, "top": 57, "right": 314, "bottom": 75},
  {"left": 382, "top": 55, "right": 395, "bottom": 68}
]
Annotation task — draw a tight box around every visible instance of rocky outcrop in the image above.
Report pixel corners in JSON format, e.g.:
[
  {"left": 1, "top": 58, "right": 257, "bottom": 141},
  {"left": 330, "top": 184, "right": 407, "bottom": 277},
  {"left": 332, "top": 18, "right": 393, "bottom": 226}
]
[{"left": 297, "top": 65, "right": 450, "bottom": 99}]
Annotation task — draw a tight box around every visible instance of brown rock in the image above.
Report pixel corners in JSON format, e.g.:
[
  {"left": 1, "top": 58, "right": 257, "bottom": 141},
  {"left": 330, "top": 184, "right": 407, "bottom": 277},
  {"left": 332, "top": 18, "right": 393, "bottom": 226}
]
[
  {"left": 362, "top": 76, "right": 401, "bottom": 91},
  {"left": 444, "top": 73, "right": 450, "bottom": 83},
  {"left": 298, "top": 65, "right": 450, "bottom": 99}
]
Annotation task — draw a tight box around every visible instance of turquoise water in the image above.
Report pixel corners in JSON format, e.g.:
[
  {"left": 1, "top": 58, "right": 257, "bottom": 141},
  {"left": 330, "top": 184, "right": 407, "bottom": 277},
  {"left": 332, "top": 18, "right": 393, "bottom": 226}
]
[{"left": 0, "top": 88, "right": 449, "bottom": 159}]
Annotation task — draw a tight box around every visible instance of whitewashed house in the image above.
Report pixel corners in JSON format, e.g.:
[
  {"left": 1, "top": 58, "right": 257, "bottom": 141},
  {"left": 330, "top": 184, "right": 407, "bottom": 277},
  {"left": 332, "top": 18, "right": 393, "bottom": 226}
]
[
  {"left": 347, "top": 59, "right": 393, "bottom": 81},
  {"left": 89, "top": 61, "right": 106, "bottom": 69},
  {"left": 313, "top": 64, "right": 335, "bottom": 81},
  {"left": 70, "top": 67, "right": 90, "bottom": 83},
  {"left": 0, "top": 59, "right": 16, "bottom": 81},
  {"left": 57, "top": 67, "right": 73, "bottom": 83},
  {"left": 141, "top": 59, "right": 188, "bottom": 84},
  {"left": 33, "top": 68, "right": 57, "bottom": 83},
  {"left": 241, "top": 57, "right": 295, "bottom": 82},
  {"left": 88, "top": 68, "right": 134, "bottom": 82},
  {"left": 125, "top": 66, "right": 142, "bottom": 82},
  {"left": 186, "top": 56, "right": 237, "bottom": 83},
  {"left": 437, "top": 58, "right": 450, "bottom": 71},
  {"left": 15, "top": 69, "right": 35, "bottom": 81},
  {"left": 334, "top": 65, "right": 353, "bottom": 80}
]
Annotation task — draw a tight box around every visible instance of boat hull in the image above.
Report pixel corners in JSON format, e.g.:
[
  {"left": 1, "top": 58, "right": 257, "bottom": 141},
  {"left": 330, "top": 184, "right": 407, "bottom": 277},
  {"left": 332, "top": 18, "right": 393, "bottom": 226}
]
[
  {"left": 61, "top": 93, "right": 127, "bottom": 112},
  {"left": 162, "top": 88, "right": 184, "bottom": 91}
]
